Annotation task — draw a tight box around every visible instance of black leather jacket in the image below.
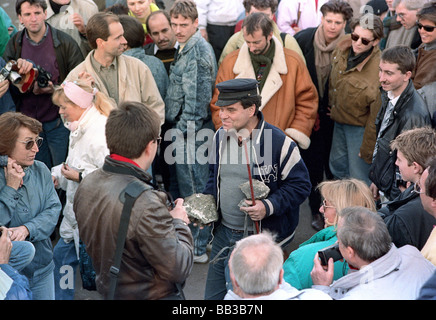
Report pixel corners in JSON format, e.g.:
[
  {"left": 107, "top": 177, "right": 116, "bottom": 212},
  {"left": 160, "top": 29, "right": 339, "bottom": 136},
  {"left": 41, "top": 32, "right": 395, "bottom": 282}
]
[{"left": 369, "top": 80, "right": 431, "bottom": 200}]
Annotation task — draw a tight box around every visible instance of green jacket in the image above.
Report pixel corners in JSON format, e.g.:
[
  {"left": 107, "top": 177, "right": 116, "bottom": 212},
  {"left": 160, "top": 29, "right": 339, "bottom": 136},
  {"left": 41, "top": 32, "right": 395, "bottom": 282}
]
[{"left": 283, "top": 226, "right": 349, "bottom": 290}]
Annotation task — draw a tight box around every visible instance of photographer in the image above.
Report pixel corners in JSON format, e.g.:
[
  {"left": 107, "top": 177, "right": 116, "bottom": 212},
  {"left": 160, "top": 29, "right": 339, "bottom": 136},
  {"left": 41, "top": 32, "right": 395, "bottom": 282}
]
[
  {"left": 0, "top": 57, "right": 33, "bottom": 115},
  {"left": 311, "top": 206, "right": 435, "bottom": 299},
  {"left": 3, "top": 0, "right": 84, "bottom": 169}
]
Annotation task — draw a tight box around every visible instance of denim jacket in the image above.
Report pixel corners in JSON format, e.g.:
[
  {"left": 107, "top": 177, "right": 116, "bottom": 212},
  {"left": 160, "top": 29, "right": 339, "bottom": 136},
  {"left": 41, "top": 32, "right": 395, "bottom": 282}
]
[
  {"left": 165, "top": 30, "right": 217, "bottom": 134},
  {"left": 0, "top": 160, "right": 61, "bottom": 278}
]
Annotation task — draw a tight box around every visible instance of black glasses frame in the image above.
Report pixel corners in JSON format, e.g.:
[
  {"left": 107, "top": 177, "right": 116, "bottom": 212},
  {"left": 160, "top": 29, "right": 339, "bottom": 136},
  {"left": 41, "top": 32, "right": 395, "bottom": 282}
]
[{"left": 350, "top": 33, "right": 374, "bottom": 46}]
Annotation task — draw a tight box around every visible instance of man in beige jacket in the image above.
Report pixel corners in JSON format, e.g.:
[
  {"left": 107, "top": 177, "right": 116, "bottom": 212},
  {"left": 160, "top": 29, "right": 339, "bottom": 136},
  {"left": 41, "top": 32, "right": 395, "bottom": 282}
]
[{"left": 66, "top": 12, "right": 165, "bottom": 125}]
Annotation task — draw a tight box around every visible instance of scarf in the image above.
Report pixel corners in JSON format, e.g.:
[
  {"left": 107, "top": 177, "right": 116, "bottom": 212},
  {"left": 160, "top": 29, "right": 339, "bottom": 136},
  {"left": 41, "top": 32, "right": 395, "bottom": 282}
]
[
  {"left": 346, "top": 46, "right": 374, "bottom": 71},
  {"left": 314, "top": 25, "right": 344, "bottom": 98},
  {"left": 249, "top": 39, "right": 275, "bottom": 92}
]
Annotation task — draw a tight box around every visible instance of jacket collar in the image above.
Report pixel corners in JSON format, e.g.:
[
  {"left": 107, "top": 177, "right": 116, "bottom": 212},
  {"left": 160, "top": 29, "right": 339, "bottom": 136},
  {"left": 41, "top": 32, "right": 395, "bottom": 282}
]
[
  {"left": 337, "top": 34, "right": 380, "bottom": 72},
  {"left": 16, "top": 23, "right": 62, "bottom": 48},
  {"left": 177, "top": 29, "right": 202, "bottom": 55},
  {"left": 233, "top": 36, "right": 287, "bottom": 110},
  {"left": 381, "top": 79, "right": 415, "bottom": 111},
  {"left": 332, "top": 245, "right": 400, "bottom": 290},
  {"left": 102, "top": 155, "right": 153, "bottom": 185}
]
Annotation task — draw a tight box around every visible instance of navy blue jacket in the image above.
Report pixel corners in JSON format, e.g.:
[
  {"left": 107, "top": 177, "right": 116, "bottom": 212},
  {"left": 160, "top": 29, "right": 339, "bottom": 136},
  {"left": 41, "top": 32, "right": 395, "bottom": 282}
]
[{"left": 203, "top": 112, "right": 311, "bottom": 242}]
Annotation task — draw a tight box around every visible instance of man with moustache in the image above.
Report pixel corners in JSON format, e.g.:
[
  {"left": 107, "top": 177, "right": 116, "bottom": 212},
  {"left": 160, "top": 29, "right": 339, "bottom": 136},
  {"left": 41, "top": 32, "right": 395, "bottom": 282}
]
[
  {"left": 145, "top": 10, "right": 178, "bottom": 74},
  {"left": 369, "top": 45, "right": 431, "bottom": 202},
  {"left": 165, "top": 0, "right": 217, "bottom": 263},
  {"left": 66, "top": 12, "right": 165, "bottom": 125}
]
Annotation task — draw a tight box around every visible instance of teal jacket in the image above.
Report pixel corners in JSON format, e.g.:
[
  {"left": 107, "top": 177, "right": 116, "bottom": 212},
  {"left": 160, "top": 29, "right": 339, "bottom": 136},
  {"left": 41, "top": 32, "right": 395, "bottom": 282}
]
[{"left": 283, "top": 226, "right": 349, "bottom": 289}]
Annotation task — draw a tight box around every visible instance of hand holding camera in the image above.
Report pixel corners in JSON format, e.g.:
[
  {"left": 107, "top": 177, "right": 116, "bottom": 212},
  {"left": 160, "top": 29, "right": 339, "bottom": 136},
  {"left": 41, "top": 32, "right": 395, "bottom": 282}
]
[{"left": 311, "top": 243, "right": 343, "bottom": 286}]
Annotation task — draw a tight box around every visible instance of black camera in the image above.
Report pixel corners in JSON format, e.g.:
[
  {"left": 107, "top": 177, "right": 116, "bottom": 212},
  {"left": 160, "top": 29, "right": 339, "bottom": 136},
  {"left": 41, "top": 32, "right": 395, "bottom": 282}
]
[
  {"left": 0, "top": 60, "right": 22, "bottom": 84},
  {"left": 318, "top": 243, "right": 343, "bottom": 266},
  {"left": 36, "top": 65, "right": 52, "bottom": 88}
]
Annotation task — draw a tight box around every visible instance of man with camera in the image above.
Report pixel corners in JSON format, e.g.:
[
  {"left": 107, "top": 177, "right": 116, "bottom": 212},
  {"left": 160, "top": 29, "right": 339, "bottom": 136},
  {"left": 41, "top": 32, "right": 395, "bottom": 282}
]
[
  {"left": 311, "top": 206, "right": 435, "bottom": 299},
  {"left": 4, "top": 0, "right": 83, "bottom": 169},
  {"left": 73, "top": 101, "right": 193, "bottom": 300}
]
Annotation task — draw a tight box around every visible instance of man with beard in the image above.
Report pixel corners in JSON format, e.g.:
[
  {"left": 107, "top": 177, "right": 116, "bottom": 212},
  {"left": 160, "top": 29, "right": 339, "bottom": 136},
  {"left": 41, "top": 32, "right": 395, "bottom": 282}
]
[
  {"left": 210, "top": 12, "right": 318, "bottom": 152},
  {"left": 66, "top": 12, "right": 165, "bottom": 125}
]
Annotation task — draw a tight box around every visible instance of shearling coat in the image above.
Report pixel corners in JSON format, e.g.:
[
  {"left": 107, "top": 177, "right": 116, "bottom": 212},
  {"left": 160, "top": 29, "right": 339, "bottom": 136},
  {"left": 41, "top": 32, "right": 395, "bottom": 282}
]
[
  {"left": 66, "top": 51, "right": 165, "bottom": 125},
  {"left": 210, "top": 36, "right": 318, "bottom": 150}
]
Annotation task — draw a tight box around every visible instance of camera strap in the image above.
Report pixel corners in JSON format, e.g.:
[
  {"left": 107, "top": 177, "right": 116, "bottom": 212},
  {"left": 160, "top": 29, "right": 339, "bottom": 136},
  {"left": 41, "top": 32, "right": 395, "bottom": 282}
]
[{"left": 107, "top": 179, "right": 152, "bottom": 300}]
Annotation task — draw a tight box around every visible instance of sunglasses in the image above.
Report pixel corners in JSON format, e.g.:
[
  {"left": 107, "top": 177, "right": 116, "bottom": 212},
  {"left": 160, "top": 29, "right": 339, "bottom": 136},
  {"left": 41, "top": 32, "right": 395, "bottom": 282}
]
[
  {"left": 350, "top": 33, "right": 374, "bottom": 45},
  {"left": 417, "top": 22, "right": 436, "bottom": 32},
  {"left": 17, "top": 137, "right": 43, "bottom": 150}
]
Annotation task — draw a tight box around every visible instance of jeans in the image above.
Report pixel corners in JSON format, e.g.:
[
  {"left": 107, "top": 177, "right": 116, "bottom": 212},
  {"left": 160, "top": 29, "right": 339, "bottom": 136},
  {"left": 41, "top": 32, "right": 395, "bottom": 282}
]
[
  {"left": 27, "top": 261, "right": 55, "bottom": 300},
  {"left": 36, "top": 117, "right": 69, "bottom": 170},
  {"left": 53, "top": 238, "right": 79, "bottom": 300},
  {"left": 189, "top": 224, "right": 212, "bottom": 256},
  {"left": 9, "top": 241, "right": 35, "bottom": 272},
  {"left": 204, "top": 224, "right": 253, "bottom": 300},
  {"left": 329, "top": 122, "right": 371, "bottom": 185}
]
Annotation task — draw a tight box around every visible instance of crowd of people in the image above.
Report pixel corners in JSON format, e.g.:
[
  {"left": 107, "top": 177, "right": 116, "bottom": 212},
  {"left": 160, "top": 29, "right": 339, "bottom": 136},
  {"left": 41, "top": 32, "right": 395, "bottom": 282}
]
[{"left": 1, "top": 0, "right": 436, "bottom": 301}]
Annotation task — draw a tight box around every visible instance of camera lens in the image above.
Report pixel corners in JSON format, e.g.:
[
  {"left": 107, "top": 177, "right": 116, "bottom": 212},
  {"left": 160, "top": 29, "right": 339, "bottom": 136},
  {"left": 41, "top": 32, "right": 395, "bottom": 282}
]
[{"left": 9, "top": 71, "right": 22, "bottom": 84}]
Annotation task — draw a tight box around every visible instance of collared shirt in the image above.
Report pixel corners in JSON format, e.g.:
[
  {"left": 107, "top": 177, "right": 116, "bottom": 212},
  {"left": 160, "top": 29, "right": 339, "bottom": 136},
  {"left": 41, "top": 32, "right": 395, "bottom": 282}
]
[
  {"left": 24, "top": 23, "right": 49, "bottom": 45},
  {"left": 90, "top": 53, "right": 119, "bottom": 104},
  {"left": 373, "top": 91, "right": 401, "bottom": 159}
]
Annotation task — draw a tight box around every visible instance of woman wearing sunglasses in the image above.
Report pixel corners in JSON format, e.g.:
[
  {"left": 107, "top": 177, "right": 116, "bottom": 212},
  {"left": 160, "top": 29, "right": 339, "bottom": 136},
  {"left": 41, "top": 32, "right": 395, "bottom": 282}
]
[
  {"left": 0, "top": 112, "right": 62, "bottom": 299},
  {"left": 328, "top": 13, "right": 384, "bottom": 186},
  {"left": 282, "top": 178, "right": 376, "bottom": 290},
  {"left": 50, "top": 79, "right": 113, "bottom": 300},
  {"left": 412, "top": 2, "right": 436, "bottom": 89}
]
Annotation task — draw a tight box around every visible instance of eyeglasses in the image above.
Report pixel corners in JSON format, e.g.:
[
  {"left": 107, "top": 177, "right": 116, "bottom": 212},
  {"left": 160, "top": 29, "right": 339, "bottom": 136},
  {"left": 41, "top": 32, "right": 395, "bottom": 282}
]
[
  {"left": 417, "top": 22, "right": 436, "bottom": 32},
  {"left": 350, "top": 33, "right": 374, "bottom": 45},
  {"left": 414, "top": 181, "right": 424, "bottom": 194},
  {"left": 322, "top": 199, "right": 335, "bottom": 210},
  {"left": 17, "top": 137, "right": 43, "bottom": 150}
]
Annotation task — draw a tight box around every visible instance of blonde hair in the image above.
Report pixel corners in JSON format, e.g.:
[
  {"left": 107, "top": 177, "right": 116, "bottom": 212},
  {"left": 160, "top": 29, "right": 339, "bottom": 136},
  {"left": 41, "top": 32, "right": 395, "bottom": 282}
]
[
  {"left": 52, "top": 79, "right": 114, "bottom": 117},
  {"left": 317, "top": 178, "right": 376, "bottom": 226}
]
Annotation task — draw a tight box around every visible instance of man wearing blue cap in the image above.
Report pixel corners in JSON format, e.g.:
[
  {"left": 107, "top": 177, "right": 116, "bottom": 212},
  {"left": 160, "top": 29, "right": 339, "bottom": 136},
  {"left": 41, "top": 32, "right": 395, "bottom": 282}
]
[{"left": 203, "top": 78, "right": 311, "bottom": 300}]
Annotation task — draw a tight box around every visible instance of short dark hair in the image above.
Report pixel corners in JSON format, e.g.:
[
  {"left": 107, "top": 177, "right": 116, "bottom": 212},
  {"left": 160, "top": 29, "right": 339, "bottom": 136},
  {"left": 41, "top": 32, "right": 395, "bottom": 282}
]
[
  {"left": 0, "top": 112, "right": 42, "bottom": 156},
  {"left": 16, "top": 0, "right": 47, "bottom": 15},
  {"left": 241, "top": 95, "right": 261, "bottom": 115},
  {"left": 417, "top": 1, "right": 436, "bottom": 25},
  {"left": 105, "top": 101, "right": 160, "bottom": 159},
  {"left": 119, "top": 15, "right": 145, "bottom": 48},
  {"left": 320, "top": 0, "right": 354, "bottom": 22},
  {"left": 349, "top": 13, "right": 384, "bottom": 40},
  {"left": 243, "top": 0, "right": 278, "bottom": 14},
  {"left": 425, "top": 157, "right": 436, "bottom": 199},
  {"left": 242, "top": 12, "right": 274, "bottom": 37},
  {"left": 170, "top": 0, "right": 198, "bottom": 21},
  {"left": 146, "top": 10, "right": 172, "bottom": 33},
  {"left": 381, "top": 45, "right": 416, "bottom": 73},
  {"left": 86, "top": 12, "right": 121, "bottom": 50}
]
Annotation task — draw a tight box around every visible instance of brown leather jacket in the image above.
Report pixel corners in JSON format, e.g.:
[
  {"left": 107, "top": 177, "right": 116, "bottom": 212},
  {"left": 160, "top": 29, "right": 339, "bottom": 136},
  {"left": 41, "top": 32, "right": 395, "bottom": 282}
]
[{"left": 73, "top": 156, "right": 193, "bottom": 299}]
